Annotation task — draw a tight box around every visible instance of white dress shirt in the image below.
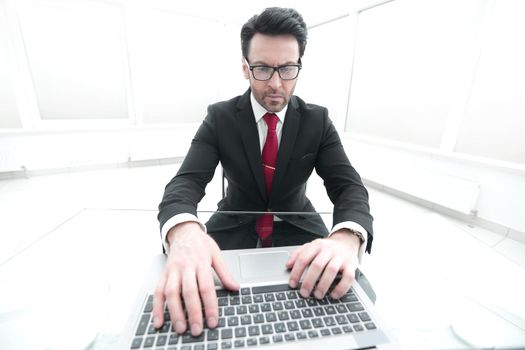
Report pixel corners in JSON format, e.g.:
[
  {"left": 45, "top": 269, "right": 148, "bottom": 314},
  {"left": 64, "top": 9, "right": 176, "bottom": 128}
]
[{"left": 161, "top": 93, "right": 367, "bottom": 262}]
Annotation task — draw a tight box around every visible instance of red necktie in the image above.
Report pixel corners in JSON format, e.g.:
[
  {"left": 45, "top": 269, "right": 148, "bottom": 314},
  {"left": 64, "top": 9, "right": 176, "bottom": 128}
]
[{"left": 256, "top": 113, "right": 278, "bottom": 247}]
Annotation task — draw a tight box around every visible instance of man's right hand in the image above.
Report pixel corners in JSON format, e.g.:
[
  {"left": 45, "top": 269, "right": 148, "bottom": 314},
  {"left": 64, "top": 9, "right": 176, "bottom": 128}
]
[{"left": 152, "top": 222, "right": 239, "bottom": 336}]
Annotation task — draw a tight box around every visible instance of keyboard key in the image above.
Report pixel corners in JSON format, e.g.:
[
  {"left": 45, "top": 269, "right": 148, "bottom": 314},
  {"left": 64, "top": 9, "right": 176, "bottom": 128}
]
[
  {"left": 227, "top": 316, "right": 239, "bottom": 326},
  {"left": 182, "top": 332, "right": 205, "bottom": 343},
  {"left": 324, "top": 305, "right": 337, "bottom": 315},
  {"left": 136, "top": 314, "right": 150, "bottom": 336},
  {"left": 299, "top": 319, "right": 312, "bottom": 330},
  {"left": 216, "top": 289, "right": 229, "bottom": 297},
  {"left": 147, "top": 324, "right": 157, "bottom": 334},
  {"left": 290, "top": 310, "right": 302, "bottom": 319},
  {"left": 284, "top": 301, "right": 295, "bottom": 309},
  {"left": 273, "top": 334, "right": 284, "bottom": 343},
  {"left": 207, "top": 329, "right": 219, "bottom": 341},
  {"left": 323, "top": 316, "right": 336, "bottom": 326},
  {"left": 261, "top": 303, "right": 271, "bottom": 312},
  {"left": 241, "top": 287, "right": 251, "bottom": 295},
  {"left": 235, "top": 327, "right": 247, "bottom": 337},
  {"left": 222, "top": 340, "right": 232, "bottom": 349},
  {"left": 296, "top": 331, "right": 307, "bottom": 340},
  {"left": 265, "top": 312, "right": 277, "bottom": 322},
  {"left": 130, "top": 337, "right": 142, "bottom": 349},
  {"left": 276, "top": 292, "right": 286, "bottom": 300},
  {"left": 336, "top": 304, "right": 348, "bottom": 313},
  {"left": 248, "top": 325, "right": 260, "bottom": 336},
  {"left": 253, "top": 295, "right": 264, "bottom": 303},
  {"left": 261, "top": 324, "right": 273, "bottom": 334},
  {"left": 144, "top": 297, "right": 153, "bottom": 313},
  {"left": 208, "top": 343, "right": 219, "bottom": 350},
  {"left": 348, "top": 314, "right": 360, "bottom": 323},
  {"left": 247, "top": 338, "right": 257, "bottom": 346},
  {"left": 286, "top": 321, "right": 299, "bottom": 331},
  {"left": 335, "top": 315, "right": 348, "bottom": 324},
  {"left": 313, "top": 307, "right": 325, "bottom": 316},
  {"left": 168, "top": 333, "right": 179, "bottom": 344},
  {"left": 218, "top": 317, "right": 226, "bottom": 327},
  {"left": 259, "top": 336, "right": 270, "bottom": 344},
  {"left": 195, "top": 345, "right": 205, "bottom": 350},
  {"left": 306, "top": 298, "right": 318, "bottom": 307},
  {"left": 353, "top": 324, "right": 364, "bottom": 332},
  {"left": 318, "top": 298, "right": 329, "bottom": 305},
  {"left": 240, "top": 315, "right": 252, "bottom": 325},
  {"left": 331, "top": 326, "right": 342, "bottom": 335},
  {"left": 224, "top": 307, "right": 235, "bottom": 316},
  {"left": 320, "top": 328, "right": 331, "bottom": 336},
  {"left": 278, "top": 311, "right": 290, "bottom": 321},
  {"left": 342, "top": 325, "right": 354, "bottom": 333},
  {"left": 340, "top": 293, "right": 358, "bottom": 302},
  {"left": 301, "top": 309, "right": 313, "bottom": 318},
  {"left": 252, "top": 284, "right": 292, "bottom": 294},
  {"left": 234, "top": 339, "right": 245, "bottom": 347},
  {"left": 286, "top": 291, "right": 298, "bottom": 299},
  {"left": 359, "top": 312, "right": 371, "bottom": 322},
  {"left": 248, "top": 304, "right": 259, "bottom": 313},
  {"left": 284, "top": 333, "right": 296, "bottom": 341},
  {"left": 242, "top": 296, "right": 252, "bottom": 304},
  {"left": 312, "top": 318, "right": 324, "bottom": 328},
  {"left": 253, "top": 314, "right": 265, "bottom": 323},
  {"left": 143, "top": 336, "right": 155, "bottom": 348},
  {"left": 230, "top": 297, "right": 241, "bottom": 305},
  {"left": 272, "top": 301, "right": 283, "bottom": 311},
  {"left": 221, "top": 328, "right": 233, "bottom": 339},
  {"left": 181, "top": 345, "right": 192, "bottom": 350},
  {"left": 274, "top": 322, "right": 286, "bottom": 333},
  {"left": 156, "top": 335, "right": 167, "bottom": 346},
  {"left": 365, "top": 322, "right": 377, "bottom": 330},
  {"left": 308, "top": 330, "right": 319, "bottom": 338},
  {"left": 264, "top": 293, "right": 275, "bottom": 302},
  {"left": 348, "top": 302, "right": 364, "bottom": 312},
  {"left": 218, "top": 297, "right": 229, "bottom": 306},
  {"left": 236, "top": 305, "right": 247, "bottom": 314},
  {"left": 295, "top": 299, "right": 307, "bottom": 308}
]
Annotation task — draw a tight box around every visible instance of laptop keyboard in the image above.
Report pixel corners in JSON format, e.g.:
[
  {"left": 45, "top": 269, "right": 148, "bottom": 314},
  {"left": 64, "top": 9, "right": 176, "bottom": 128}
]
[{"left": 130, "top": 283, "right": 377, "bottom": 349}]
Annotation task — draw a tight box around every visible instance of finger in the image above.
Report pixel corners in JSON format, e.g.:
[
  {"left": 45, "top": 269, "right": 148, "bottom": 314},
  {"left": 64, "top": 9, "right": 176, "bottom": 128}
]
[
  {"left": 197, "top": 266, "right": 219, "bottom": 328},
  {"left": 301, "top": 251, "right": 332, "bottom": 299},
  {"left": 164, "top": 271, "right": 186, "bottom": 334},
  {"left": 314, "top": 255, "right": 343, "bottom": 299},
  {"left": 285, "top": 244, "right": 304, "bottom": 269},
  {"left": 182, "top": 269, "right": 204, "bottom": 336},
  {"left": 152, "top": 273, "right": 167, "bottom": 328},
  {"left": 211, "top": 246, "right": 239, "bottom": 291},
  {"left": 331, "top": 265, "right": 356, "bottom": 299},
  {"left": 288, "top": 242, "right": 321, "bottom": 296}
]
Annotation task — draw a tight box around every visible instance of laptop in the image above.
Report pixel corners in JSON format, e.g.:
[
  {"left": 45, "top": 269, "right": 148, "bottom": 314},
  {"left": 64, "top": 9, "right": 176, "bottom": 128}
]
[{"left": 120, "top": 245, "right": 398, "bottom": 349}]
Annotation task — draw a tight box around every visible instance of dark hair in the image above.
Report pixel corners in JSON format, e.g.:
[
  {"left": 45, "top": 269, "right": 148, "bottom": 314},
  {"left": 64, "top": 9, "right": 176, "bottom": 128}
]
[{"left": 240, "top": 7, "right": 308, "bottom": 61}]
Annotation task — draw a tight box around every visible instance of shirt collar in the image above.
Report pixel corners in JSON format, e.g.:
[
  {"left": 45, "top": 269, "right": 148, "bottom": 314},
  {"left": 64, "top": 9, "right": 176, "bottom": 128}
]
[{"left": 250, "top": 92, "right": 287, "bottom": 124}]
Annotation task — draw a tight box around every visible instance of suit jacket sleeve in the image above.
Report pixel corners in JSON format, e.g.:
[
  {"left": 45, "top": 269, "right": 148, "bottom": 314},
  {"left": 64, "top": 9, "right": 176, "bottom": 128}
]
[
  {"left": 314, "top": 109, "right": 374, "bottom": 253},
  {"left": 157, "top": 105, "right": 219, "bottom": 231}
]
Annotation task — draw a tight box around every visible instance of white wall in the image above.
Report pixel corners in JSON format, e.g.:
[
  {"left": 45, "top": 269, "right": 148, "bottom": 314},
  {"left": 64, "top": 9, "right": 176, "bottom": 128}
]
[{"left": 0, "top": 0, "right": 524, "bottom": 239}]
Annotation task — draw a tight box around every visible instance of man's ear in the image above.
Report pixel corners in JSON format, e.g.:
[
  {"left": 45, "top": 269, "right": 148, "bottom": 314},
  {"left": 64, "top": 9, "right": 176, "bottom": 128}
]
[{"left": 242, "top": 58, "right": 250, "bottom": 80}]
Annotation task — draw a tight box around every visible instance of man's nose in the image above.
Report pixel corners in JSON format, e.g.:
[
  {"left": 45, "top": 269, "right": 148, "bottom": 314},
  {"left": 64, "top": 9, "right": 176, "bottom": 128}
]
[{"left": 267, "top": 70, "right": 283, "bottom": 89}]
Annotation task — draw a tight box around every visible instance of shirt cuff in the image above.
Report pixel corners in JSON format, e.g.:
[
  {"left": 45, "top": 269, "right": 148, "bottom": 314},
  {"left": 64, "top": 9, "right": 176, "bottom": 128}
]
[
  {"left": 329, "top": 221, "right": 368, "bottom": 264},
  {"left": 160, "top": 213, "right": 207, "bottom": 252}
]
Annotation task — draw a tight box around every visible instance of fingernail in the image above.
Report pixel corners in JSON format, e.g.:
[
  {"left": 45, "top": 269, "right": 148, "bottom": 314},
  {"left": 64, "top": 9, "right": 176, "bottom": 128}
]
[
  {"left": 191, "top": 323, "right": 202, "bottom": 335},
  {"left": 314, "top": 290, "right": 323, "bottom": 299},
  {"left": 207, "top": 316, "right": 217, "bottom": 328},
  {"left": 300, "top": 288, "right": 309, "bottom": 298},
  {"left": 175, "top": 321, "right": 185, "bottom": 333},
  {"left": 289, "top": 280, "right": 296, "bottom": 288}
]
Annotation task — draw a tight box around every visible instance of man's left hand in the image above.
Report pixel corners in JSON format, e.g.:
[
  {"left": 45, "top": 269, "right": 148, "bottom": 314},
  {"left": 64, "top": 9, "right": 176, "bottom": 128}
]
[{"left": 285, "top": 229, "right": 361, "bottom": 299}]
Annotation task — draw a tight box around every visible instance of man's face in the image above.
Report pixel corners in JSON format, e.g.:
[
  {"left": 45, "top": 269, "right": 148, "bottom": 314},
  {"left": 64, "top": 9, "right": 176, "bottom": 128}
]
[{"left": 242, "top": 33, "right": 300, "bottom": 113}]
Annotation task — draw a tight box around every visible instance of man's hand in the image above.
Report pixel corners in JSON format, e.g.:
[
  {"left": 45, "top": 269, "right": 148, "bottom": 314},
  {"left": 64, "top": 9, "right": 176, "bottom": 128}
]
[
  {"left": 285, "top": 229, "right": 361, "bottom": 300},
  {"left": 152, "top": 222, "right": 239, "bottom": 336}
]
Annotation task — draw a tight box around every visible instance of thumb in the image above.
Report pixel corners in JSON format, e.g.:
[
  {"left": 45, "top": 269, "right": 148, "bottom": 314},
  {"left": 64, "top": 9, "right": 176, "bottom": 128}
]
[{"left": 211, "top": 247, "right": 240, "bottom": 291}]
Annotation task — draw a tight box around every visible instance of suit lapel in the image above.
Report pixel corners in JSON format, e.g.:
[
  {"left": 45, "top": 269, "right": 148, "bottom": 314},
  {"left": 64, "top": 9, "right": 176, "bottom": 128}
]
[
  {"left": 270, "top": 96, "right": 300, "bottom": 203},
  {"left": 236, "top": 91, "right": 267, "bottom": 201}
]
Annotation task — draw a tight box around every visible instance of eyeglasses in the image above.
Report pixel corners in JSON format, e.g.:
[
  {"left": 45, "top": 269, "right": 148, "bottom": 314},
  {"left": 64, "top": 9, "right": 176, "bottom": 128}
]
[{"left": 246, "top": 59, "right": 302, "bottom": 81}]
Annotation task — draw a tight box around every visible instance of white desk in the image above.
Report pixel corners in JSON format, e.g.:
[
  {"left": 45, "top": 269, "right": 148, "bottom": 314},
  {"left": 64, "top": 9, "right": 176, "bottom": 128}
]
[{"left": 0, "top": 209, "right": 524, "bottom": 349}]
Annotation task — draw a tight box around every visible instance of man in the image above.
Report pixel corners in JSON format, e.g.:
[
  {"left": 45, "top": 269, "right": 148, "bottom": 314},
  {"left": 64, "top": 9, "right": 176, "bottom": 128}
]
[{"left": 153, "top": 7, "right": 373, "bottom": 337}]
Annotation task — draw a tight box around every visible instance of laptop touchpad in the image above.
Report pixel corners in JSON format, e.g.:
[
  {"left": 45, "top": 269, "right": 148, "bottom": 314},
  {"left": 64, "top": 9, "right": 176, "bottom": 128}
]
[{"left": 239, "top": 250, "right": 290, "bottom": 281}]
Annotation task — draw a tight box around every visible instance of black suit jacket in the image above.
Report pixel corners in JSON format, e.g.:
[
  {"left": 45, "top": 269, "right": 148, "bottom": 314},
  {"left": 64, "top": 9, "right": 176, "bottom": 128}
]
[{"left": 158, "top": 89, "right": 374, "bottom": 253}]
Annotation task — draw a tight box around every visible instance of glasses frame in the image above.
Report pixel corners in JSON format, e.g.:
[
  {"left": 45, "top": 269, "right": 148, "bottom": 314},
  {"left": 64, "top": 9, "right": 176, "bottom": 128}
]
[{"left": 245, "top": 59, "right": 302, "bottom": 81}]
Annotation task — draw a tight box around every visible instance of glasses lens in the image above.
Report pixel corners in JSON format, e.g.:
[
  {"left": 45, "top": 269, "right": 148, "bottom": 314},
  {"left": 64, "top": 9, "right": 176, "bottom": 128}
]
[
  {"left": 278, "top": 66, "right": 300, "bottom": 80},
  {"left": 252, "top": 67, "right": 273, "bottom": 80}
]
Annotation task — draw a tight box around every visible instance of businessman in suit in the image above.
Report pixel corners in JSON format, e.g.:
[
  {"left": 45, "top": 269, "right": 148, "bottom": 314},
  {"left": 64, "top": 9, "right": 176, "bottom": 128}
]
[{"left": 153, "top": 7, "right": 374, "bottom": 337}]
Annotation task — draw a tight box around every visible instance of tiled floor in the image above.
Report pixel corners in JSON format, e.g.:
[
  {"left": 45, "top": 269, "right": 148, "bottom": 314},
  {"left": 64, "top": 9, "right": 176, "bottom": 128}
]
[{"left": 1, "top": 163, "right": 524, "bottom": 349}]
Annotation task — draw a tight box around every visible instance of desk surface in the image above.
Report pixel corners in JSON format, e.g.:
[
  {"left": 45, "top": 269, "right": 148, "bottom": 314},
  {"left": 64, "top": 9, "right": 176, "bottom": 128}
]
[{"left": 1, "top": 209, "right": 524, "bottom": 349}]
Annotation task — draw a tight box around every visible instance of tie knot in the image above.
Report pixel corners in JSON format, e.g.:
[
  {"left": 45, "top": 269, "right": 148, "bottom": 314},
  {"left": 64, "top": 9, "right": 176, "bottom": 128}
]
[{"left": 263, "top": 113, "right": 278, "bottom": 131}]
